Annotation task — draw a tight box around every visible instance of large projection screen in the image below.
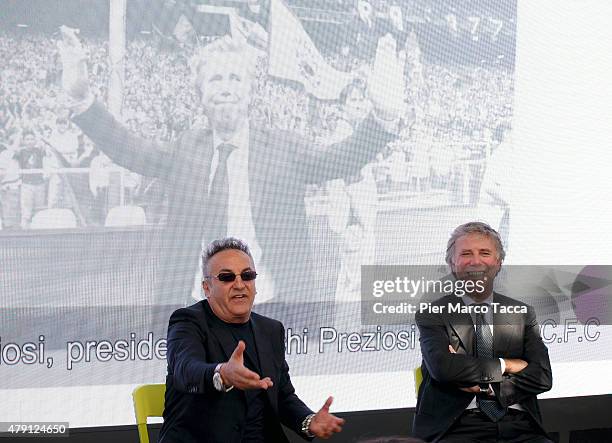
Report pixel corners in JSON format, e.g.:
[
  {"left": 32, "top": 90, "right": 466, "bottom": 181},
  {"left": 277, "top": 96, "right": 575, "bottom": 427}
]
[{"left": 2, "top": 0, "right": 612, "bottom": 429}]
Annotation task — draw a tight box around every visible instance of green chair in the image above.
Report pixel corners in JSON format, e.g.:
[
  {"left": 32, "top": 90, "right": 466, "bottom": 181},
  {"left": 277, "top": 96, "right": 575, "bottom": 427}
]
[
  {"left": 414, "top": 366, "right": 423, "bottom": 396},
  {"left": 133, "top": 384, "right": 166, "bottom": 443}
]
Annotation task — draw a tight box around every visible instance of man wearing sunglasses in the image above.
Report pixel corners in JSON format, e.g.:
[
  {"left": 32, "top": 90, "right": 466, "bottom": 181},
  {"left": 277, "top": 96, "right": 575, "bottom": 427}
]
[{"left": 160, "top": 237, "right": 345, "bottom": 443}]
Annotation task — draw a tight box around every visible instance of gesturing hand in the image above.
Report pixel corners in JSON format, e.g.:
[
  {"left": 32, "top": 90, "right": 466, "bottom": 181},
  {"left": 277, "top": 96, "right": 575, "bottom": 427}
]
[
  {"left": 367, "top": 33, "right": 406, "bottom": 121},
  {"left": 308, "top": 396, "right": 345, "bottom": 439},
  {"left": 57, "top": 25, "right": 90, "bottom": 101},
  {"left": 220, "top": 341, "right": 273, "bottom": 390}
]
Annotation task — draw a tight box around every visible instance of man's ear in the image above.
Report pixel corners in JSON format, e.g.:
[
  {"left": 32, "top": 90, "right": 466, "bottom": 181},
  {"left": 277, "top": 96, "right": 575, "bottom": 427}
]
[{"left": 202, "top": 280, "right": 210, "bottom": 298}]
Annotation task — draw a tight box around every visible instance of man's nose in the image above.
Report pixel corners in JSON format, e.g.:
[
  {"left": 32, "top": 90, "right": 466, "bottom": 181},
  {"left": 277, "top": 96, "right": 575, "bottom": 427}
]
[
  {"left": 466, "top": 255, "right": 484, "bottom": 266},
  {"left": 231, "top": 276, "right": 247, "bottom": 287}
]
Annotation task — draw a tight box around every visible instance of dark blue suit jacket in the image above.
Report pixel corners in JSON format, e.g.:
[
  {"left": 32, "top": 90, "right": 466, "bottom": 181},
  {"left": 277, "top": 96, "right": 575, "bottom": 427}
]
[{"left": 159, "top": 300, "right": 312, "bottom": 443}]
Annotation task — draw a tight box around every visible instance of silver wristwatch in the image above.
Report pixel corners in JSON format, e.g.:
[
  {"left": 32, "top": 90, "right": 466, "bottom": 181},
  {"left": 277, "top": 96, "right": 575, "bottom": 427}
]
[
  {"left": 213, "top": 363, "right": 234, "bottom": 392},
  {"left": 301, "top": 413, "right": 315, "bottom": 438}
]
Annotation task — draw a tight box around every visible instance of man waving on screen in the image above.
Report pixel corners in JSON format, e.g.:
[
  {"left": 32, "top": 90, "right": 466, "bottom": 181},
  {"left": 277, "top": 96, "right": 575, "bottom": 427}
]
[{"left": 58, "top": 28, "right": 402, "bottom": 307}]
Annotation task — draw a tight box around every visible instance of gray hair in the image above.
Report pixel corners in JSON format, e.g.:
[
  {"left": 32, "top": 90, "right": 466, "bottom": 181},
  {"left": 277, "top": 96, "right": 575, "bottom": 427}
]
[
  {"left": 445, "top": 221, "right": 505, "bottom": 266},
  {"left": 201, "top": 237, "right": 253, "bottom": 280}
]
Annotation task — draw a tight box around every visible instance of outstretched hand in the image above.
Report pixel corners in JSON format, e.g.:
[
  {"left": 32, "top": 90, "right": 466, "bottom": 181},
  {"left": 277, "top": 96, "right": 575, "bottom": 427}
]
[
  {"left": 57, "top": 25, "right": 90, "bottom": 101},
  {"left": 220, "top": 341, "right": 273, "bottom": 390},
  {"left": 367, "top": 33, "right": 406, "bottom": 121},
  {"left": 308, "top": 396, "right": 345, "bottom": 439}
]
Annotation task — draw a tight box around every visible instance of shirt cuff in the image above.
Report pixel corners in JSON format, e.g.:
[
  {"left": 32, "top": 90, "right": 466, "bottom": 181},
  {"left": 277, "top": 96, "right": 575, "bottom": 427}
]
[
  {"left": 487, "top": 384, "right": 495, "bottom": 396},
  {"left": 499, "top": 358, "right": 506, "bottom": 374}
]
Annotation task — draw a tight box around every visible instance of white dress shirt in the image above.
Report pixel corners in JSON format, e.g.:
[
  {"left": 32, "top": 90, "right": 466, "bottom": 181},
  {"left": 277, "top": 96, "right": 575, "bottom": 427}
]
[{"left": 192, "top": 123, "right": 275, "bottom": 303}]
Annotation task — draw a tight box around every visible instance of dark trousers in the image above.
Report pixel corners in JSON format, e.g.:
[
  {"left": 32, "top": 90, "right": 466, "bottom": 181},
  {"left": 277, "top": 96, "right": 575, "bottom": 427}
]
[{"left": 439, "top": 408, "right": 553, "bottom": 443}]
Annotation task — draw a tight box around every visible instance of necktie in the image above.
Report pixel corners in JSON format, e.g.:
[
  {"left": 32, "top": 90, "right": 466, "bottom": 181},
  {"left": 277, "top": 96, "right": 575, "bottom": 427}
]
[
  {"left": 474, "top": 303, "right": 506, "bottom": 421},
  {"left": 208, "top": 143, "right": 236, "bottom": 240}
]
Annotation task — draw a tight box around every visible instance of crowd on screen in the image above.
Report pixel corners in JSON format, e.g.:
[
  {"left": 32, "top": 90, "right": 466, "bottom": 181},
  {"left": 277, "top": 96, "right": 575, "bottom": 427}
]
[{"left": 0, "top": 30, "right": 512, "bottom": 229}]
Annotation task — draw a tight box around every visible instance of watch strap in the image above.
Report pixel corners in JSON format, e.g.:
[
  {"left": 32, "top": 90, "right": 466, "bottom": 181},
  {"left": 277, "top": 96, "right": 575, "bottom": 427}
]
[
  {"left": 214, "top": 363, "right": 234, "bottom": 392},
  {"left": 301, "top": 413, "right": 316, "bottom": 438}
]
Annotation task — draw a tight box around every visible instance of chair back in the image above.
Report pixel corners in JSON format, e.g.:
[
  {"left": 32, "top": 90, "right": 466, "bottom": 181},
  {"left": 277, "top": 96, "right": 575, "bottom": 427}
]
[
  {"left": 414, "top": 366, "right": 423, "bottom": 396},
  {"left": 31, "top": 208, "right": 77, "bottom": 229},
  {"left": 105, "top": 205, "right": 146, "bottom": 227},
  {"left": 132, "top": 383, "right": 166, "bottom": 443}
]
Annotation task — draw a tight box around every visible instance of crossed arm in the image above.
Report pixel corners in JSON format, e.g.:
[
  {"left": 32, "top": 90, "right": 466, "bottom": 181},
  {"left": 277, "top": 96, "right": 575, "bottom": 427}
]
[
  {"left": 495, "top": 308, "right": 553, "bottom": 407},
  {"left": 416, "top": 307, "right": 552, "bottom": 405}
]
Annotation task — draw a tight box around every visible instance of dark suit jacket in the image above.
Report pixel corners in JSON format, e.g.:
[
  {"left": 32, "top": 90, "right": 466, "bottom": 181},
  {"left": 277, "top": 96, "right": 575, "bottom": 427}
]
[
  {"left": 413, "top": 292, "right": 553, "bottom": 442},
  {"left": 159, "top": 300, "right": 313, "bottom": 443},
  {"left": 73, "top": 103, "right": 394, "bottom": 304}
]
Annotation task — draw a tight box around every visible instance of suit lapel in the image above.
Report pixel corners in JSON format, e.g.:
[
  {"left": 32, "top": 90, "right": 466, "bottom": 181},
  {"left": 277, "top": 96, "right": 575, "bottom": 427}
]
[
  {"left": 248, "top": 125, "right": 267, "bottom": 207},
  {"left": 248, "top": 127, "right": 273, "bottom": 262},
  {"left": 250, "top": 315, "right": 276, "bottom": 377},
  {"left": 202, "top": 131, "right": 215, "bottom": 195},
  {"left": 449, "top": 312, "right": 475, "bottom": 355},
  {"left": 203, "top": 301, "right": 238, "bottom": 360},
  {"left": 250, "top": 314, "right": 279, "bottom": 411},
  {"left": 448, "top": 296, "right": 475, "bottom": 355},
  {"left": 193, "top": 130, "right": 219, "bottom": 242},
  {"left": 493, "top": 293, "right": 516, "bottom": 357},
  {"left": 184, "top": 127, "right": 214, "bottom": 187},
  {"left": 179, "top": 128, "right": 215, "bottom": 220},
  {"left": 208, "top": 322, "right": 237, "bottom": 361}
]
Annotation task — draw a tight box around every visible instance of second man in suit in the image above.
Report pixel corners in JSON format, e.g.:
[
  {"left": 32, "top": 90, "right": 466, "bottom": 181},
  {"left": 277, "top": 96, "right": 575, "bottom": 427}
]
[{"left": 413, "top": 222, "right": 553, "bottom": 442}]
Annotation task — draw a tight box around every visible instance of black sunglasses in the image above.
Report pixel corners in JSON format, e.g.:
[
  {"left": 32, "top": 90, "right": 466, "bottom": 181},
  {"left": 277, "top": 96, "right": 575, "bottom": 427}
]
[{"left": 206, "top": 271, "right": 258, "bottom": 283}]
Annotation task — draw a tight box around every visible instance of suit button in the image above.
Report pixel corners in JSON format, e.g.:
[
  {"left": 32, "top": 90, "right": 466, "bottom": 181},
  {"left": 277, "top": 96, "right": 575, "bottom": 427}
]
[{"left": 233, "top": 424, "right": 241, "bottom": 431}]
